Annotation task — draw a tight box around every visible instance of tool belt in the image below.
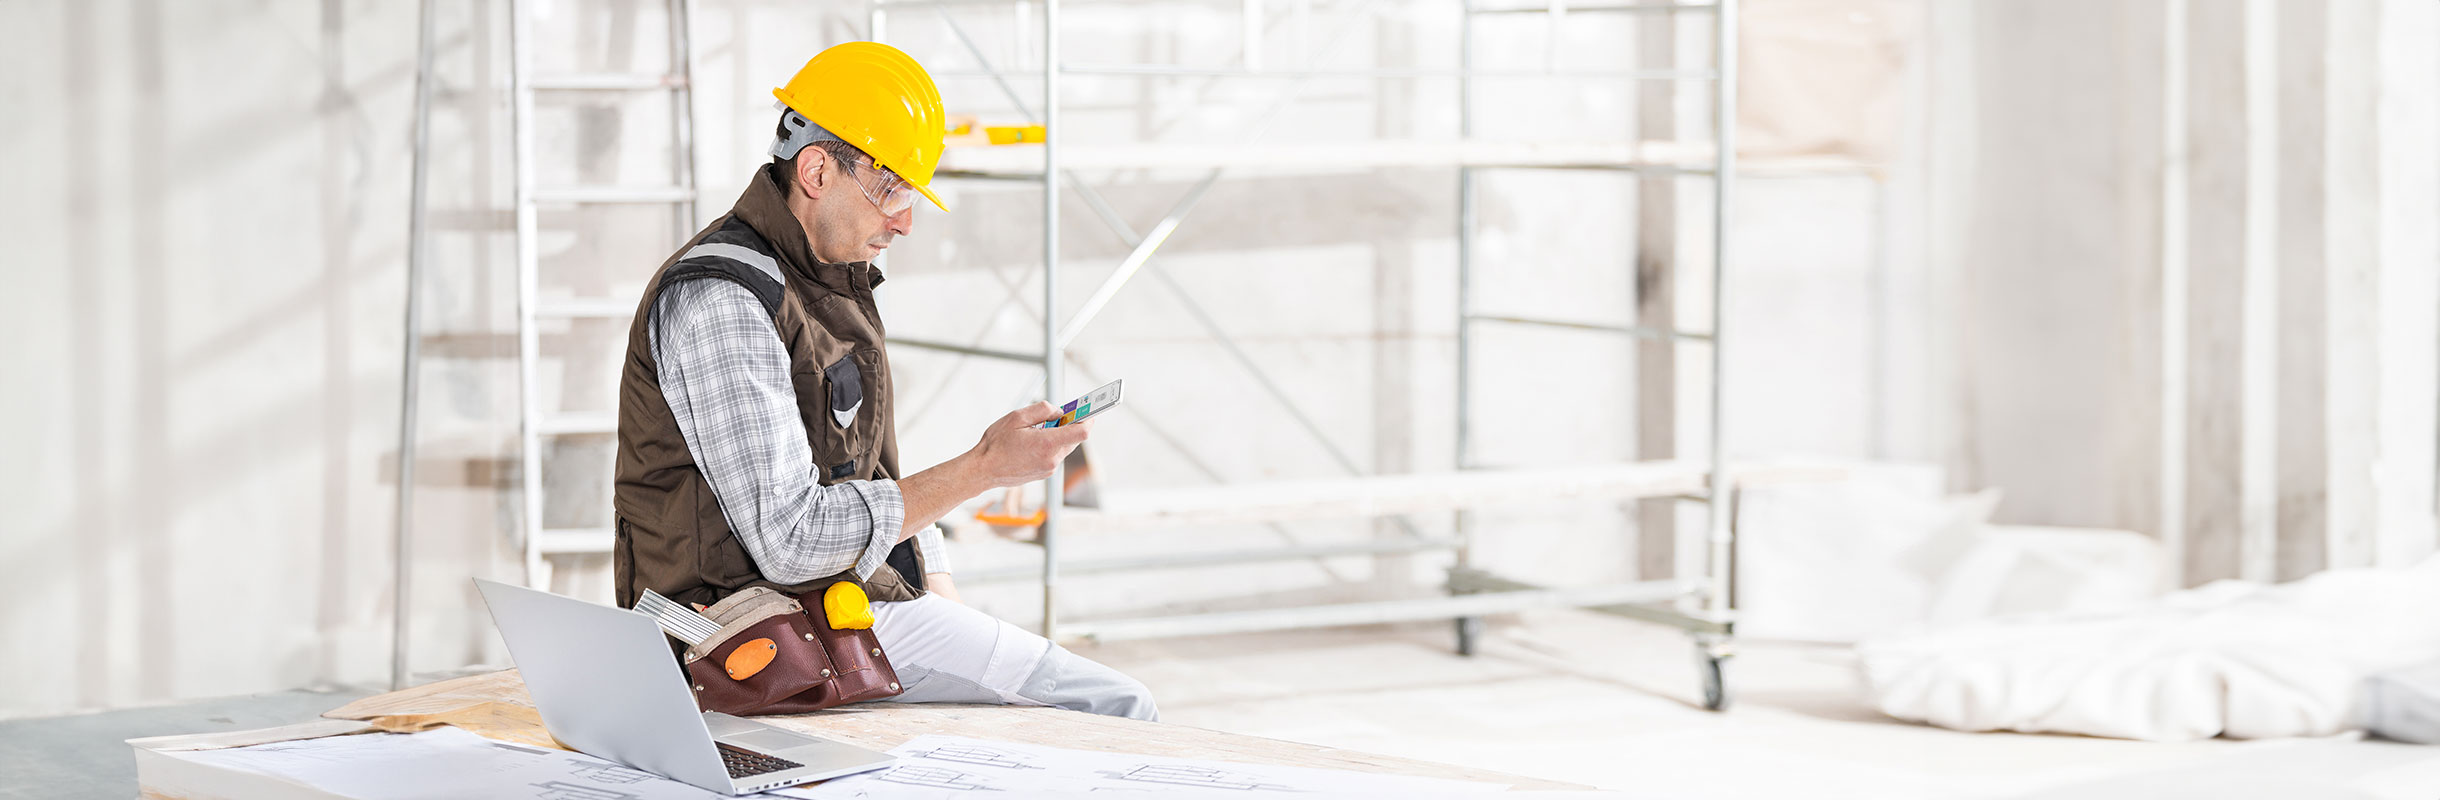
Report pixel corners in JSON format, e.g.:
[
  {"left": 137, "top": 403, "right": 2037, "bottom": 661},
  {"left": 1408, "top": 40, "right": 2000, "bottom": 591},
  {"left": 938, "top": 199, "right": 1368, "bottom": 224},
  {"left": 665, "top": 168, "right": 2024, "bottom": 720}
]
[{"left": 680, "top": 584, "right": 903, "bottom": 716}]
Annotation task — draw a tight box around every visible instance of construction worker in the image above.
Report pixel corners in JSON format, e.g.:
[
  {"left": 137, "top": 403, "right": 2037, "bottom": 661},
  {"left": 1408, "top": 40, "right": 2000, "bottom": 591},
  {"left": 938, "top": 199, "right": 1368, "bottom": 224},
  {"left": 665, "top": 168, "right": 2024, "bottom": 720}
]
[{"left": 610, "top": 42, "right": 1156, "bottom": 720}]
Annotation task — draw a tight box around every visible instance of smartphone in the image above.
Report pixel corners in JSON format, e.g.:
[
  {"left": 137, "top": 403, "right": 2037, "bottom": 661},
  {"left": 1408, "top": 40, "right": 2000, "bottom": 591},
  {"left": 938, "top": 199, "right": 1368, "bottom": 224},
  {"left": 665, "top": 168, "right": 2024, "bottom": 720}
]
[{"left": 1039, "top": 379, "right": 1123, "bottom": 428}]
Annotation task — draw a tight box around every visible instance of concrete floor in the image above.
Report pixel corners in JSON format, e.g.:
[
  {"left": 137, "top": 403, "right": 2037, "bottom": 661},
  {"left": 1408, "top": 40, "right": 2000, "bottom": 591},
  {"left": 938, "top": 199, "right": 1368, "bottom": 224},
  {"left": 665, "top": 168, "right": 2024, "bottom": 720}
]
[
  {"left": 1084, "top": 609, "right": 2440, "bottom": 799},
  {"left": 0, "top": 683, "right": 374, "bottom": 800},
  {"left": 8, "top": 609, "right": 2437, "bottom": 799}
]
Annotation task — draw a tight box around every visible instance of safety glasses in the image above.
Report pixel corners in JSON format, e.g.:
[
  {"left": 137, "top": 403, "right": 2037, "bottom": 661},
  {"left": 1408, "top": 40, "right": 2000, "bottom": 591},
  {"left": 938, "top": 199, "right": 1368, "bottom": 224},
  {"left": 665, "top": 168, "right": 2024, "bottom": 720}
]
[{"left": 844, "top": 153, "right": 919, "bottom": 217}]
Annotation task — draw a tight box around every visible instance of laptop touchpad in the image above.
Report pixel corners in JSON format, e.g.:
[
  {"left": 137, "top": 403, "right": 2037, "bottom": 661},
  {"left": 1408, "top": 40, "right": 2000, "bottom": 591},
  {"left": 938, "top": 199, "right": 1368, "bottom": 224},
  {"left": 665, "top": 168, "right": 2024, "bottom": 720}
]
[{"left": 724, "top": 729, "right": 821, "bottom": 753}]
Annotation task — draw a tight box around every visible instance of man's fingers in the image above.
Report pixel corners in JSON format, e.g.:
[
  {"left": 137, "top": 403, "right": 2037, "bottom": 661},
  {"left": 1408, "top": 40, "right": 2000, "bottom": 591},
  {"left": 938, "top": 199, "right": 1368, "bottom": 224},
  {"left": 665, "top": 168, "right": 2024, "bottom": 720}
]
[
  {"left": 1013, "top": 401, "right": 1062, "bottom": 427},
  {"left": 995, "top": 402, "right": 1055, "bottom": 425},
  {"left": 975, "top": 404, "right": 1092, "bottom": 488},
  {"left": 1045, "top": 427, "right": 1090, "bottom": 461}
]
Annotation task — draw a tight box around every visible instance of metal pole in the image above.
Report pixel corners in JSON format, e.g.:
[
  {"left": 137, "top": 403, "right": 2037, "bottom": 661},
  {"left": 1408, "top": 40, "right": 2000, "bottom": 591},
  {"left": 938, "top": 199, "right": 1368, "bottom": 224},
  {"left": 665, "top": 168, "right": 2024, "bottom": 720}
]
[
  {"left": 509, "top": 0, "right": 546, "bottom": 588},
  {"left": 1704, "top": 0, "right": 1735, "bottom": 618},
  {"left": 1037, "top": 65, "right": 1714, "bottom": 79},
  {"left": 1040, "top": 0, "right": 1063, "bottom": 640},
  {"left": 2158, "top": 0, "right": 2189, "bottom": 592},
  {"left": 392, "top": 0, "right": 439, "bottom": 693},
  {"left": 1455, "top": 0, "right": 1477, "bottom": 542},
  {"left": 1023, "top": 1, "right": 1385, "bottom": 352},
  {"left": 669, "top": 0, "right": 698, "bottom": 237},
  {"left": 1449, "top": 0, "right": 1483, "bottom": 655},
  {"left": 1056, "top": 177, "right": 1219, "bottom": 349},
  {"left": 1244, "top": 0, "right": 1263, "bottom": 70},
  {"left": 1546, "top": 0, "right": 1567, "bottom": 73}
]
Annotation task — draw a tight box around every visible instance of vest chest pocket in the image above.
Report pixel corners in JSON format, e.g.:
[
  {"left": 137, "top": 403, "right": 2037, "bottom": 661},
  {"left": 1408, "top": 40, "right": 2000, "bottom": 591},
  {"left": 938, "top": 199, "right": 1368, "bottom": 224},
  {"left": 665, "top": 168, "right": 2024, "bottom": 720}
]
[{"left": 812, "top": 349, "right": 883, "bottom": 484}]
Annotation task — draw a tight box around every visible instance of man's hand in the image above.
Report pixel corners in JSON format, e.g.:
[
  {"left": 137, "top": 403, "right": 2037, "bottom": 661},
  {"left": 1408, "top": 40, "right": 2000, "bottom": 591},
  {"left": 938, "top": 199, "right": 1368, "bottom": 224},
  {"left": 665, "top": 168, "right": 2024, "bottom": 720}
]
[
  {"left": 895, "top": 401, "right": 1093, "bottom": 543},
  {"left": 962, "top": 401, "right": 1092, "bottom": 488}
]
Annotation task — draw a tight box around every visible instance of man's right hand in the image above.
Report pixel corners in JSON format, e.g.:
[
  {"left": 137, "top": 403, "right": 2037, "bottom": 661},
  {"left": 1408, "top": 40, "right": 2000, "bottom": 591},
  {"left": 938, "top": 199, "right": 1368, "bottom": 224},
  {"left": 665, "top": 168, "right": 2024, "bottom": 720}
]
[{"left": 962, "top": 401, "right": 1093, "bottom": 489}]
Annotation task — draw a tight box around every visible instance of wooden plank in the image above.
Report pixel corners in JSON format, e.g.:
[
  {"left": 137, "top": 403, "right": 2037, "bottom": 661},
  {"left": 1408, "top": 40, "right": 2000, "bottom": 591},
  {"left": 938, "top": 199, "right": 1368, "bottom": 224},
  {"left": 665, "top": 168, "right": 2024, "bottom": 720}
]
[
  {"left": 324, "top": 670, "right": 534, "bottom": 720},
  {"left": 324, "top": 670, "right": 1585, "bottom": 791}
]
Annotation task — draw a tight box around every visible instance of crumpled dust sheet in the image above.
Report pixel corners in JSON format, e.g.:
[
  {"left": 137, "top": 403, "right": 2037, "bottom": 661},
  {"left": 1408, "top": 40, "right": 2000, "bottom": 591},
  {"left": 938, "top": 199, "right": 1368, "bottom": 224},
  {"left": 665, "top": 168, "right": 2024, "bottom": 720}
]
[{"left": 1857, "top": 556, "right": 2440, "bottom": 741}]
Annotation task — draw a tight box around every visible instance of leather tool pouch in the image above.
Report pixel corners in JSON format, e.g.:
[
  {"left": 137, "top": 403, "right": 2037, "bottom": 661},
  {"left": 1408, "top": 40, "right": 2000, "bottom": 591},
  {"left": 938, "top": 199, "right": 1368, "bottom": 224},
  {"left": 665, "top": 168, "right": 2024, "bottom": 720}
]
[{"left": 680, "top": 585, "right": 903, "bottom": 716}]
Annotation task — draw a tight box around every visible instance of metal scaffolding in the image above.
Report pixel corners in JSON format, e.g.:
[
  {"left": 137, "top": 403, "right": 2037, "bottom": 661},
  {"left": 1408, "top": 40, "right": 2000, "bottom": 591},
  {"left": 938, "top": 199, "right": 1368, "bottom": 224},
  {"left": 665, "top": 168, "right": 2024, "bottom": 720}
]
[
  {"left": 507, "top": 0, "right": 703, "bottom": 590},
  {"left": 873, "top": 0, "right": 1748, "bottom": 709}
]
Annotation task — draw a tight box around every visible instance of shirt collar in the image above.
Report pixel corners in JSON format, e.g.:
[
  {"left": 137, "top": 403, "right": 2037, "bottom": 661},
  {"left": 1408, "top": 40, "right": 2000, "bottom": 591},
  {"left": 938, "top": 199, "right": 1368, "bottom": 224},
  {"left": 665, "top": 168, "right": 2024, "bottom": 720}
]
[{"left": 733, "top": 163, "right": 886, "bottom": 296}]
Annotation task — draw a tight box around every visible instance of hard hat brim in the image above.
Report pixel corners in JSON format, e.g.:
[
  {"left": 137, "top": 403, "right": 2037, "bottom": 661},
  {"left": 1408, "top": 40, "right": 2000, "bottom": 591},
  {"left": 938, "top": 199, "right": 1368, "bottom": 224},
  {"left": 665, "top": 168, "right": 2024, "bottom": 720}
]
[
  {"left": 909, "top": 180, "right": 949, "bottom": 214},
  {"left": 772, "top": 85, "right": 949, "bottom": 214}
]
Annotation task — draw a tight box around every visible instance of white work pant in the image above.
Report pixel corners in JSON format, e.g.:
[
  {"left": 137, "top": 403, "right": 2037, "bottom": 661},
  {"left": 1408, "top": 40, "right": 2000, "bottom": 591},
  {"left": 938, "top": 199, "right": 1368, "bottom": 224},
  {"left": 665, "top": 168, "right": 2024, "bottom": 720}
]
[{"left": 868, "top": 594, "right": 1158, "bottom": 721}]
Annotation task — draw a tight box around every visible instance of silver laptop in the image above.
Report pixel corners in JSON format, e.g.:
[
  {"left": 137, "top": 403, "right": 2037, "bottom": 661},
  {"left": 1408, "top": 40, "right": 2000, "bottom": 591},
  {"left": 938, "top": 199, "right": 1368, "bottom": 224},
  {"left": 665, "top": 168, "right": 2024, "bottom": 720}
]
[{"left": 474, "top": 578, "right": 896, "bottom": 795}]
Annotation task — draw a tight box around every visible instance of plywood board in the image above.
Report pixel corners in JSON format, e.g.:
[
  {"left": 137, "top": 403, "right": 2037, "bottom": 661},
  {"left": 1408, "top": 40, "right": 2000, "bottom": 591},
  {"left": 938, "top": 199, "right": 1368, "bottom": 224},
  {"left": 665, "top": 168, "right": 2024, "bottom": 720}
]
[{"left": 324, "top": 670, "right": 1584, "bottom": 791}]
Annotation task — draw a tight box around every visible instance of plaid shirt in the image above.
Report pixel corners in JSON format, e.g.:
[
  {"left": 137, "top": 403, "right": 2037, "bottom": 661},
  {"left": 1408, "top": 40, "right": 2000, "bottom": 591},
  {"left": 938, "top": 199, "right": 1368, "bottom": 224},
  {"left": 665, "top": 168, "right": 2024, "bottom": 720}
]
[{"left": 647, "top": 278, "right": 950, "bottom": 584}]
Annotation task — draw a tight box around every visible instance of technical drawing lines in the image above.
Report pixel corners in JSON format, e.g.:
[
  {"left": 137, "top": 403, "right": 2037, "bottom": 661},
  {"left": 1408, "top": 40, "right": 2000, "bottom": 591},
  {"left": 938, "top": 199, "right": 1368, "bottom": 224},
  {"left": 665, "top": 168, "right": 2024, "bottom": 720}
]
[
  {"left": 903, "top": 743, "right": 1044, "bottom": 770},
  {"left": 567, "top": 760, "right": 657, "bottom": 784},
  {"left": 1097, "top": 763, "right": 1295, "bottom": 791},
  {"left": 790, "top": 734, "right": 1509, "bottom": 796},
  {"left": 874, "top": 764, "right": 1002, "bottom": 791},
  {"left": 532, "top": 779, "right": 644, "bottom": 800}
]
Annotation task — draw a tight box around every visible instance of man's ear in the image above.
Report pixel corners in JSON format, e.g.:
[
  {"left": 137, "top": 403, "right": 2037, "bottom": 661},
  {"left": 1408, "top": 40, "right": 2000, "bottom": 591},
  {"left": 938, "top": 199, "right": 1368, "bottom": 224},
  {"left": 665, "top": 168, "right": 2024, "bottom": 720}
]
[{"left": 793, "top": 148, "right": 829, "bottom": 200}]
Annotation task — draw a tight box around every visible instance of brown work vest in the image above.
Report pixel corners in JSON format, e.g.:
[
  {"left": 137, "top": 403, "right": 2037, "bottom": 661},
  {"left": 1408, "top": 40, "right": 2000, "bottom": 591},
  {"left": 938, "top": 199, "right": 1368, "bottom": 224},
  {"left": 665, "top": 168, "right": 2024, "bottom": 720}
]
[{"left": 612, "top": 163, "right": 927, "bottom": 611}]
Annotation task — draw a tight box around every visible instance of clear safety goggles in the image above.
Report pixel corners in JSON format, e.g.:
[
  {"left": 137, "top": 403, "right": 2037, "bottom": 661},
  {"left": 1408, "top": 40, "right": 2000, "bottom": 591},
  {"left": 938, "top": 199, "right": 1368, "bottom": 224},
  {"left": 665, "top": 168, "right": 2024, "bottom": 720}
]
[{"left": 845, "top": 153, "right": 920, "bottom": 217}]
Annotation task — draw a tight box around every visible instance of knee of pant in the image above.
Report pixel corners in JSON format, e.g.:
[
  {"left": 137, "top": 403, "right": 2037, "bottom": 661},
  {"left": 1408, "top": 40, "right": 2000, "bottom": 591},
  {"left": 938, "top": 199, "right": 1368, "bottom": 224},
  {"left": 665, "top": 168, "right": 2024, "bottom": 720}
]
[
  {"left": 1025, "top": 648, "right": 1161, "bottom": 722},
  {"left": 1100, "top": 674, "right": 1159, "bottom": 723}
]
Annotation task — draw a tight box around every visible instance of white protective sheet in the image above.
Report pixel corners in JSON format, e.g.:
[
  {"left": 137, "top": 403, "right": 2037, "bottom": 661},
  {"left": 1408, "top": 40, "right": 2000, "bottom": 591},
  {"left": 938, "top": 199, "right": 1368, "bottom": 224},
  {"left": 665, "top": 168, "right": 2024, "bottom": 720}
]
[
  {"left": 173, "top": 727, "right": 781, "bottom": 799},
  {"left": 771, "top": 734, "right": 1510, "bottom": 799},
  {"left": 1858, "top": 556, "right": 2440, "bottom": 741}
]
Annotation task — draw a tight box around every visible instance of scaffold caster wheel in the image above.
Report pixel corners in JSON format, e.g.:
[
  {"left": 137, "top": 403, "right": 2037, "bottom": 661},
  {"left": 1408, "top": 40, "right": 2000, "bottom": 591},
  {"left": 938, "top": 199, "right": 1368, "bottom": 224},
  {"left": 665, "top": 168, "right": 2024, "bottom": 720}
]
[
  {"left": 1699, "top": 653, "right": 1729, "bottom": 711},
  {"left": 1455, "top": 616, "right": 1483, "bottom": 657}
]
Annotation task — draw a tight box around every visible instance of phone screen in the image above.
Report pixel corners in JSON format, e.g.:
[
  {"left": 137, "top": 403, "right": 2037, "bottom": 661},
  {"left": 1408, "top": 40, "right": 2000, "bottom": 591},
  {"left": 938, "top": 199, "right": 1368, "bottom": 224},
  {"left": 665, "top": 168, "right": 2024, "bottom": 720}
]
[{"left": 1040, "top": 380, "right": 1123, "bottom": 428}]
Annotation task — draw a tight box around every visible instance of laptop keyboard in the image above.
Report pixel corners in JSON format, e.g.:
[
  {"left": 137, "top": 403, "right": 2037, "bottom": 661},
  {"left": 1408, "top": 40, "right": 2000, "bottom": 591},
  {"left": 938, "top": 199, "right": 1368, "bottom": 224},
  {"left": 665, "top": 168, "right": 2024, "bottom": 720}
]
[{"left": 717, "top": 742, "right": 804, "bottom": 779}]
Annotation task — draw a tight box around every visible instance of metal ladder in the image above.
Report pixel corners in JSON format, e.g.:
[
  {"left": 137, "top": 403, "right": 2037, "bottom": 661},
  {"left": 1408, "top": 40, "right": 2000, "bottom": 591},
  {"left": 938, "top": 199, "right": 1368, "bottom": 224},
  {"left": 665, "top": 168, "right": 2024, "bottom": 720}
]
[{"left": 508, "top": 0, "right": 700, "bottom": 588}]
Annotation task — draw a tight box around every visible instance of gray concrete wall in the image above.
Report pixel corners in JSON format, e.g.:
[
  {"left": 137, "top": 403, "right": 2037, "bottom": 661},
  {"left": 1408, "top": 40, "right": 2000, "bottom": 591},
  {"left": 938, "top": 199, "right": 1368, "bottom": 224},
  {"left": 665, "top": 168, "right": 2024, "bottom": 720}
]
[
  {"left": 1929, "top": 0, "right": 2440, "bottom": 588},
  {"left": 1937, "top": 0, "right": 2167, "bottom": 535},
  {"left": 3, "top": 0, "right": 447, "bottom": 717}
]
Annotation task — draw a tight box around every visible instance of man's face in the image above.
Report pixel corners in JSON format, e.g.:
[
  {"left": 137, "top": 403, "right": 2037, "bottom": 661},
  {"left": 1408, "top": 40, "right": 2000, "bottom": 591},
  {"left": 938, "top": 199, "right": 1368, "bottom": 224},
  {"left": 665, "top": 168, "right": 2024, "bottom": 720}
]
[{"left": 803, "top": 149, "right": 915, "bottom": 265}]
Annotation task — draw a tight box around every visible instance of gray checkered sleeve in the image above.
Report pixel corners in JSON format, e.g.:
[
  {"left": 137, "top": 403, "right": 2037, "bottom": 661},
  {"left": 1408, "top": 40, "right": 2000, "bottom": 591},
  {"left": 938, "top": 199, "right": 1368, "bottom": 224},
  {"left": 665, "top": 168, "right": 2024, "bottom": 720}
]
[
  {"left": 648, "top": 278, "right": 922, "bottom": 584},
  {"left": 914, "top": 523, "right": 951, "bottom": 574}
]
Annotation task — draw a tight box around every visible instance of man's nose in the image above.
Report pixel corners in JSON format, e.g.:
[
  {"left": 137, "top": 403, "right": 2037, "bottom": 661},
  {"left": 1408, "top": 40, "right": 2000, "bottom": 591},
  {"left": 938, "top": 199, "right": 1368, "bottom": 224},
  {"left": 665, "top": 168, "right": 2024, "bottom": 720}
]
[{"left": 887, "top": 207, "right": 914, "bottom": 237}]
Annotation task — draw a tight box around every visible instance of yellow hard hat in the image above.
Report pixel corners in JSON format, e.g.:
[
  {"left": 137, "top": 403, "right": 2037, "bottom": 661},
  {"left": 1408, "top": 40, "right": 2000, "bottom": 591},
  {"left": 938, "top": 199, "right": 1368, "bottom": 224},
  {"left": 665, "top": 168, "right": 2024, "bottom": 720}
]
[{"left": 773, "top": 42, "right": 950, "bottom": 213}]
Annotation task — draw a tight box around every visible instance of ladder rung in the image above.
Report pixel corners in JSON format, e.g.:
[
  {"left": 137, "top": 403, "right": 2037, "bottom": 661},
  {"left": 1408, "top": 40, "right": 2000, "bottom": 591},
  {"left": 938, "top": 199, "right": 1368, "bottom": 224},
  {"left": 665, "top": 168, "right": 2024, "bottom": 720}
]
[
  {"left": 529, "top": 73, "right": 687, "bottom": 91},
  {"left": 538, "top": 528, "right": 614, "bottom": 555},
  {"left": 533, "top": 186, "right": 694, "bottom": 205},
  {"left": 538, "top": 298, "right": 638, "bottom": 320},
  {"left": 538, "top": 412, "right": 617, "bottom": 436}
]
